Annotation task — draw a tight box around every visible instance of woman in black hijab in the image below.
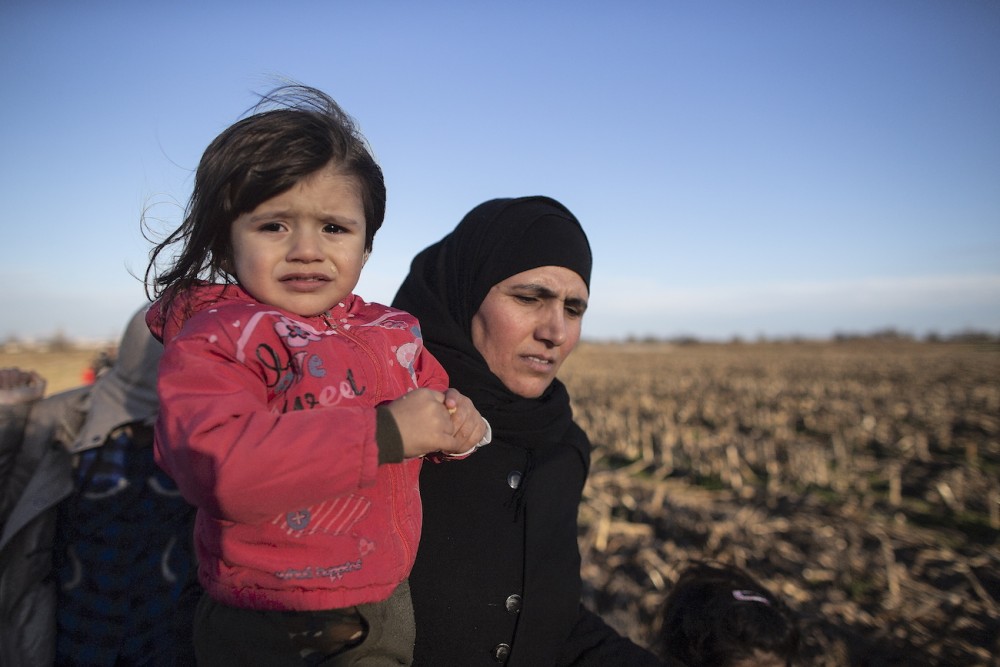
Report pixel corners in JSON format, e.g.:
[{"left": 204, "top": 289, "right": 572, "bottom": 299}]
[{"left": 394, "top": 196, "right": 662, "bottom": 666}]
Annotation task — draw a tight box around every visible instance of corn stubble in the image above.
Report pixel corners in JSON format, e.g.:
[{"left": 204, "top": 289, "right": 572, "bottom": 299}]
[{"left": 562, "top": 340, "right": 999, "bottom": 667}]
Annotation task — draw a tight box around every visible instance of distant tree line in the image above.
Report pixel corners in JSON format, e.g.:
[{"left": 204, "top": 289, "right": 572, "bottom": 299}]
[
  {"left": 1, "top": 330, "right": 106, "bottom": 353},
  {"left": 5, "top": 327, "right": 999, "bottom": 353},
  {"left": 616, "top": 328, "right": 1000, "bottom": 346}
]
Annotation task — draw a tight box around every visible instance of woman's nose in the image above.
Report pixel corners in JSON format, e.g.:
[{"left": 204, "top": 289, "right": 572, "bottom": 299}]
[{"left": 536, "top": 306, "right": 568, "bottom": 346}]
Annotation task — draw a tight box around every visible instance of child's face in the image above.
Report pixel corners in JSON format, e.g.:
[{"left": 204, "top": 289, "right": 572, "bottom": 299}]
[{"left": 230, "top": 165, "right": 367, "bottom": 317}]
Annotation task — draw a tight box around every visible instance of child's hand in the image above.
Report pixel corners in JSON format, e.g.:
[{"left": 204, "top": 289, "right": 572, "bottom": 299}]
[
  {"left": 386, "top": 388, "right": 463, "bottom": 458},
  {"left": 385, "top": 388, "right": 491, "bottom": 459},
  {"left": 443, "top": 388, "right": 489, "bottom": 456}
]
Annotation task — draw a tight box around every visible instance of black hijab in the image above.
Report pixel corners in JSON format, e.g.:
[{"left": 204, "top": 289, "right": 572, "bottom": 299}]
[{"left": 392, "top": 196, "right": 592, "bottom": 447}]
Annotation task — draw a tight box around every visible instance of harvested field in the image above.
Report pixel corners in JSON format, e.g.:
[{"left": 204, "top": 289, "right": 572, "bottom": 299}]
[
  {"left": 5, "top": 341, "right": 997, "bottom": 664},
  {"left": 561, "top": 341, "right": 999, "bottom": 666}
]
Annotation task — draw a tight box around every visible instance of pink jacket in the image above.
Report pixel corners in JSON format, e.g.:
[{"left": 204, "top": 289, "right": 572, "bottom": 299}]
[{"left": 146, "top": 284, "right": 448, "bottom": 611}]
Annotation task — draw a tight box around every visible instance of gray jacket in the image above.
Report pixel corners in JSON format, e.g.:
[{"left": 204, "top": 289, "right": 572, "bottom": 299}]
[
  {"left": 0, "top": 386, "right": 82, "bottom": 667},
  {"left": 0, "top": 305, "right": 162, "bottom": 667}
]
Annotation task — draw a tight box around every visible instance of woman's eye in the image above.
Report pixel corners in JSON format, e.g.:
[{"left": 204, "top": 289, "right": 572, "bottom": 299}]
[{"left": 514, "top": 295, "right": 537, "bottom": 304}]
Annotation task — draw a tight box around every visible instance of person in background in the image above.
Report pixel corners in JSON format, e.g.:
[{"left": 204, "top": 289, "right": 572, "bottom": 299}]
[
  {"left": 81, "top": 346, "right": 116, "bottom": 385},
  {"left": 656, "top": 561, "right": 800, "bottom": 667},
  {"left": 393, "top": 195, "right": 666, "bottom": 665},
  {"left": 0, "top": 366, "right": 57, "bottom": 665},
  {"left": 144, "top": 84, "right": 487, "bottom": 665},
  {"left": 0, "top": 306, "right": 197, "bottom": 666}
]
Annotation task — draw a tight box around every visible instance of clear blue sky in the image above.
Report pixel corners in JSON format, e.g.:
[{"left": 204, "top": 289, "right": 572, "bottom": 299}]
[{"left": 2, "top": 1, "right": 998, "bottom": 342}]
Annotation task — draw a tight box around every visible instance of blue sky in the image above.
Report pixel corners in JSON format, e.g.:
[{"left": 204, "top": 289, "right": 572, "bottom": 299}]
[{"left": 2, "top": 1, "right": 998, "bottom": 342}]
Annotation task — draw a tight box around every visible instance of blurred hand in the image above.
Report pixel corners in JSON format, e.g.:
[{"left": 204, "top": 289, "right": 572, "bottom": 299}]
[{"left": 0, "top": 367, "right": 46, "bottom": 405}]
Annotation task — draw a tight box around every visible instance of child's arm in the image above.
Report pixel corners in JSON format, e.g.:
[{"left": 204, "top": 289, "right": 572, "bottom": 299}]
[
  {"left": 155, "top": 333, "right": 386, "bottom": 523},
  {"left": 403, "top": 330, "right": 489, "bottom": 458}
]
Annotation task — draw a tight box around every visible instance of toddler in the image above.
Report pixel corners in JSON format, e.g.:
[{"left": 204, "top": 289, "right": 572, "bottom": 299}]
[{"left": 144, "top": 84, "right": 488, "bottom": 665}]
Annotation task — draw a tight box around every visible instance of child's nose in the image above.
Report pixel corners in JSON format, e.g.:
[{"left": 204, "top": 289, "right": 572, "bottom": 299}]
[{"left": 287, "top": 231, "right": 324, "bottom": 262}]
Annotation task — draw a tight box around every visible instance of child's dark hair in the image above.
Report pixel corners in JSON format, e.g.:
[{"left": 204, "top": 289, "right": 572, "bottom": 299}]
[
  {"left": 144, "top": 84, "right": 385, "bottom": 305},
  {"left": 657, "top": 561, "right": 800, "bottom": 667}
]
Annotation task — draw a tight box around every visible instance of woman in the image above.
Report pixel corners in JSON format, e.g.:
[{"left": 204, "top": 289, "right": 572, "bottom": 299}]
[{"left": 394, "top": 196, "right": 663, "bottom": 665}]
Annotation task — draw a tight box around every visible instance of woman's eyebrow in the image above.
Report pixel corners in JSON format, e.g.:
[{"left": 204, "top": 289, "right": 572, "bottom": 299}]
[{"left": 511, "top": 283, "right": 589, "bottom": 311}]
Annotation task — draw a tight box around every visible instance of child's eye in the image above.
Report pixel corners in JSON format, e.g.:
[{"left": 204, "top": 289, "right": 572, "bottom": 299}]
[
  {"left": 323, "top": 223, "right": 348, "bottom": 234},
  {"left": 259, "top": 222, "right": 284, "bottom": 232}
]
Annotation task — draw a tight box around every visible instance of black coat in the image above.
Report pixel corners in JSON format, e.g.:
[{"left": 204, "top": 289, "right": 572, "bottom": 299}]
[{"left": 411, "top": 421, "right": 661, "bottom": 666}]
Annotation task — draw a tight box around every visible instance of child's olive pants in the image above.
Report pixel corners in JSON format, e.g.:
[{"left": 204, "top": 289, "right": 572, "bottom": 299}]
[{"left": 192, "top": 580, "right": 414, "bottom": 666}]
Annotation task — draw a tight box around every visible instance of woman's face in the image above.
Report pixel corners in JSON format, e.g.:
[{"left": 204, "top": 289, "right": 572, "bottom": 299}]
[{"left": 471, "top": 265, "right": 588, "bottom": 398}]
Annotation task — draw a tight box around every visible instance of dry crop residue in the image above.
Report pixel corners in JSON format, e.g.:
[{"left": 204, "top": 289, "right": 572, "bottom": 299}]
[{"left": 561, "top": 340, "right": 999, "bottom": 666}]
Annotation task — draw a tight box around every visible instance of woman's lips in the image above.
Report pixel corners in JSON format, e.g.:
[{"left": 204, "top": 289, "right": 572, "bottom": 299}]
[{"left": 522, "top": 354, "right": 555, "bottom": 370}]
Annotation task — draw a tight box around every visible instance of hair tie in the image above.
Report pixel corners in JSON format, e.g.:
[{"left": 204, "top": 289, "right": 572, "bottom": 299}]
[{"left": 732, "top": 590, "right": 771, "bottom": 605}]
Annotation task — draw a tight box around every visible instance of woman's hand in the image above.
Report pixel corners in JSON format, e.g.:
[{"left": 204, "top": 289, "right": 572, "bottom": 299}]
[{"left": 443, "top": 388, "right": 489, "bottom": 454}]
